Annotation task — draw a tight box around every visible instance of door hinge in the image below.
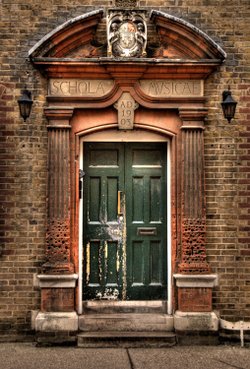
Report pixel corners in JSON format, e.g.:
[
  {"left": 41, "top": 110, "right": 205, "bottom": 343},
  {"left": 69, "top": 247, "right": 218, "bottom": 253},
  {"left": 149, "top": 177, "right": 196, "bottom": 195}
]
[{"left": 79, "top": 169, "right": 85, "bottom": 199}]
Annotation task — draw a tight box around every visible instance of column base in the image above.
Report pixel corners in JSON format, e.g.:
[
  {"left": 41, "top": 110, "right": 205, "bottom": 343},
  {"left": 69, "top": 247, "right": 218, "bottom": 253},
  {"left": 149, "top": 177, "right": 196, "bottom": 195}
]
[
  {"left": 37, "top": 274, "right": 78, "bottom": 312},
  {"left": 174, "top": 311, "right": 219, "bottom": 331},
  {"left": 174, "top": 274, "right": 218, "bottom": 312},
  {"left": 34, "top": 311, "right": 78, "bottom": 332}
]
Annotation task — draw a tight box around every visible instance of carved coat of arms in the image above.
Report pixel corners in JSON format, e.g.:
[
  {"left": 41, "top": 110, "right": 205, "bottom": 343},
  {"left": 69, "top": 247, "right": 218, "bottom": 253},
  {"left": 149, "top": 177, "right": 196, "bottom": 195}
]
[{"left": 107, "top": 10, "right": 147, "bottom": 58}]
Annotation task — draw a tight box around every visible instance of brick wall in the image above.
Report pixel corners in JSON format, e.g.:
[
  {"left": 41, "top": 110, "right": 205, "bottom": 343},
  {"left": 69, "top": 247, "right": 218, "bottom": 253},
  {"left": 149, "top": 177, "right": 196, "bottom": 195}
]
[
  {"left": 0, "top": 0, "right": 249, "bottom": 336},
  {"left": 202, "top": 1, "right": 250, "bottom": 321}
]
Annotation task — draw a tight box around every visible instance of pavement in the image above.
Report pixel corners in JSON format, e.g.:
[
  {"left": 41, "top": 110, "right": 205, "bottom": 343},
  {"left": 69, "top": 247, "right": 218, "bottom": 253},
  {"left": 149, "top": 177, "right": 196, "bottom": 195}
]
[{"left": 0, "top": 343, "right": 249, "bottom": 369}]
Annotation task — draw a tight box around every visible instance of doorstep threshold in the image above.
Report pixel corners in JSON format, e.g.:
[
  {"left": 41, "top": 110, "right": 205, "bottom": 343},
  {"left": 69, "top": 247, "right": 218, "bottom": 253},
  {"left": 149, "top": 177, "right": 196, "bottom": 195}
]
[
  {"left": 82, "top": 300, "right": 168, "bottom": 313},
  {"left": 82, "top": 300, "right": 167, "bottom": 307}
]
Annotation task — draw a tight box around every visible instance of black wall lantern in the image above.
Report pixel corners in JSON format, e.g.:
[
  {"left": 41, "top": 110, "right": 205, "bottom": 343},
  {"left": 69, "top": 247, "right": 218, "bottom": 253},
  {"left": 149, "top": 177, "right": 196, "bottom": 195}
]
[
  {"left": 221, "top": 88, "right": 237, "bottom": 123},
  {"left": 18, "top": 89, "right": 33, "bottom": 121}
]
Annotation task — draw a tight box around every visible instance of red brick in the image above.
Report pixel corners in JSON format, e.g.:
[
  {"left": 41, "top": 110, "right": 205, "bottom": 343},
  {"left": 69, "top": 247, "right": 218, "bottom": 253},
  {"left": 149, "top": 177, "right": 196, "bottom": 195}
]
[
  {"left": 41, "top": 288, "right": 75, "bottom": 312},
  {"left": 178, "top": 288, "right": 212, "bottom": 312}
]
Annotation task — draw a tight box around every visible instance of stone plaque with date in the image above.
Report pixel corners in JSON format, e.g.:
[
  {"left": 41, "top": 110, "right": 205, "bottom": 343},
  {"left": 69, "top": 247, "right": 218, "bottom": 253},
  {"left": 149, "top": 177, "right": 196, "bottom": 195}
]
[{"left": 114, "top": 92, "right": 139, "bottom": 130}]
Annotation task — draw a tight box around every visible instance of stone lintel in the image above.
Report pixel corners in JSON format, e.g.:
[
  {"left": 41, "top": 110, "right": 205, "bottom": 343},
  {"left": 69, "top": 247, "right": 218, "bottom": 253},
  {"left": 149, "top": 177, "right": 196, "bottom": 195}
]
[
  {"left": 35, "top": 312, "right": 78, "bottom": 332},
  {"left": 174, "top": 311, "right": 219, "bottom": 331},
  {"left": 37, "top": 274, "right": 78, "bottom": 288},
  {"left": 174, "top": 274, "right": 218, "bottom": 288}
]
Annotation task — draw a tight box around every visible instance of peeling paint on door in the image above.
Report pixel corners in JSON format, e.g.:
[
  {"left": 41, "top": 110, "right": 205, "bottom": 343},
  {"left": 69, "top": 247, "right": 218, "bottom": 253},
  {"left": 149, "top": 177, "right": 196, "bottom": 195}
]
[
  {"left": 121, "top": 193, "right": 127, "bottom": 300},
  {"left": 83, "top": 142, "right": 167, "bottom": 300},
  {"left": 86, "top": 243, "right": 90, "bottom": 284}
]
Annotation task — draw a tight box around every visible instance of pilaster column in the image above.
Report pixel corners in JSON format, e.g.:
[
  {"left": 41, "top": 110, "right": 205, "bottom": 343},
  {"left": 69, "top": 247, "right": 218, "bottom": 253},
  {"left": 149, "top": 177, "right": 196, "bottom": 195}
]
[
  {"left": 36, "top": 108, "right": 78, "bottom": 320},
  {"left": 174, "top": 108, "right": 218, "bottom": 319},
  {"left": 44, "top": 108, "right": 74, "bottom": 274},
  {"left": 179, "top": 108, "right": 210, "bottom": 274}
]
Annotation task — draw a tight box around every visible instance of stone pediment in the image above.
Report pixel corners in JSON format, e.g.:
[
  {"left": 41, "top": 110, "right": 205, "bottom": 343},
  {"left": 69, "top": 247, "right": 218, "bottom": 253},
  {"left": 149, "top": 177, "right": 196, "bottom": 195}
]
[
  {"left": 150, "top": 11, "right": 226, "bottom": 60},
  {"left": 29, "top": 10, "right": 105, "bottom": 58},
  {"left": 29, "top": 9, "right": 226, "bottom": 60},
  {"left": 29, "top": 9, "right": 226, "bottom": 80}
]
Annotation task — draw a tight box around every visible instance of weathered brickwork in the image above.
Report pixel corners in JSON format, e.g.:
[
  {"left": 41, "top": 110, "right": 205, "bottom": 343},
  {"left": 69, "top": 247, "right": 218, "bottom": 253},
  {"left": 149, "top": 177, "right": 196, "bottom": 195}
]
[
  {"left": 41, "top": 288, "right": 75, "bottom": 312},
  {"left": 178, "top": 288, "right": 212, "bottom": 313},
  {"left": 0, "top": 0, "right": 249, "bottom": 337}
]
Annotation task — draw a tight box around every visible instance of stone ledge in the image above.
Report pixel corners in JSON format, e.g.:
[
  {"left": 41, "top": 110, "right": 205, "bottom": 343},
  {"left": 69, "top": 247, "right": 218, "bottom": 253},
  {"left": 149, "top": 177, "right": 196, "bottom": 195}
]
[
  {"left": 37, "top": 274, "right": 78, "bottom": 288},
  {"left": 77, "top": 331, "right": 176, "bottom": 348},
  {"left": 174, "top": 274, "right": 218, "bottom": 288},
  {"left": 35, "top": 312, "right": 78, "bottom": 332},
  {"left": 79, "top": 313, "right": 174, "bottom": 332},
  {"left": 174, "top": 311, "right": 219, "bottom": 331}
]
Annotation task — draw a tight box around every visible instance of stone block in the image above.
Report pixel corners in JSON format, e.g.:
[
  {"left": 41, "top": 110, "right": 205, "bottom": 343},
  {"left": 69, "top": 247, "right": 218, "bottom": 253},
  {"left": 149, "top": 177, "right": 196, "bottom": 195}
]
[
  {"left": 174, "top": 311, "right": 219, "bottom": 332},
  {"left": 35, "top": 312, "right": 78, "bottom": 332},
  {"left": 79, "top": 313, "right": 174, "bottom": 332}
]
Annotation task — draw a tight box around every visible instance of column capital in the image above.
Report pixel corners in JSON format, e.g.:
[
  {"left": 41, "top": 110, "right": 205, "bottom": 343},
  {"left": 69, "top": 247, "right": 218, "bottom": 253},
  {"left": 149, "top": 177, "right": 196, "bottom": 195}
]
[
  {"left": 44, "top": 107, "right": 74, "bottom": 127},
  {"left": 179, "top": 107, "right": 208, "bottom": 129}
]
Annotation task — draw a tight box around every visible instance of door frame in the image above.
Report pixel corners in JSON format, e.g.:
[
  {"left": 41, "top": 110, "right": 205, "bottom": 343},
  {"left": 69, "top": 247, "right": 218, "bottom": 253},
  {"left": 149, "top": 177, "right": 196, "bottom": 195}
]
[
  {"left": 31, "top": 8, "right": 225, "bottom": 330},
  {"left": 78, "top": 129, "right": 172, "bottom": 314}
]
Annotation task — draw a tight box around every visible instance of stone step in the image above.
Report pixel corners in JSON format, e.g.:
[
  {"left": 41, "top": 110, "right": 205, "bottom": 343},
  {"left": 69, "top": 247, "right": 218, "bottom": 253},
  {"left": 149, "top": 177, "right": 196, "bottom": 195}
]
[
  {"left": 77, "top": 331, "right": 177, "bottom": 348},
  {"left": 79, "top": 313, "right": 174, "bottom": 332},
  {"left": 82, "top": 300, "right": 168, "bottom": 314}
]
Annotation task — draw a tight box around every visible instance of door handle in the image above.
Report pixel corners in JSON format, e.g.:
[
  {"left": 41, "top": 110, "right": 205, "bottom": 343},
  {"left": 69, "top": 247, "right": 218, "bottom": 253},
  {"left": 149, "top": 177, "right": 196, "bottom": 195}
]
[{"left": 118, "top": 191, "right": 123, "bottom": 215}]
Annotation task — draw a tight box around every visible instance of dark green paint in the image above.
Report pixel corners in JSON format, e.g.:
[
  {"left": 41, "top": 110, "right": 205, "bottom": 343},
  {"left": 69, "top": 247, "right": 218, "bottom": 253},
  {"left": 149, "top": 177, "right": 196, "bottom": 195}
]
[{"left": 83, "top": 142, "right": 167, "bottom": 300}]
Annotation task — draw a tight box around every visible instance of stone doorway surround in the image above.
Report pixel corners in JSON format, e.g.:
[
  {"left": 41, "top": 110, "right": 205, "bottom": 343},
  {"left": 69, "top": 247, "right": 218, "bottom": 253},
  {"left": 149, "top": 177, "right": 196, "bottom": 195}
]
[{"left": 29, "top": 9, "right": 226, "bottom": 334}]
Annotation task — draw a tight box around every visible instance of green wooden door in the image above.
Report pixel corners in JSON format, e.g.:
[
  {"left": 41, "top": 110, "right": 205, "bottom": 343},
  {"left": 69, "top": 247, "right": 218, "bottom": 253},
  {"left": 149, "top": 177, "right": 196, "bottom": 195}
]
[{"left": 83, "top": 142, "right": 167, "bottom": 300}]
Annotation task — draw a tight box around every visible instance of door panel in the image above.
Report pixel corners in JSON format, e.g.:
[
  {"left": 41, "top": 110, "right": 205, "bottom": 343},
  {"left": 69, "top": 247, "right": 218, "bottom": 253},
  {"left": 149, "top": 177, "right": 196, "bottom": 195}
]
[
  {"left": 83, "top": 143, "right": 124, "bottom": 299},
  {"left": 132, "top": 177, "right": 144, "bottom": 222},
  {"left": 126, "top": 143, "right": 167, "bottom": 299},
  {"left": 83, "top": 142, "right": 167, "bottom": 300},
  {"left": 150, "top": 177, "right": 162, "bottom": 222}
]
